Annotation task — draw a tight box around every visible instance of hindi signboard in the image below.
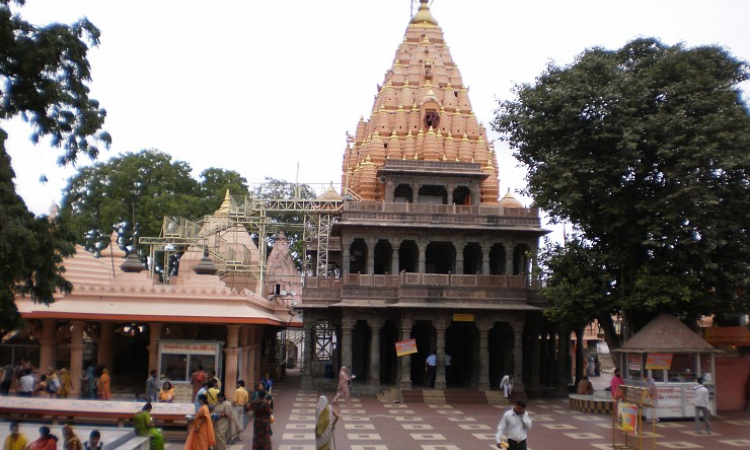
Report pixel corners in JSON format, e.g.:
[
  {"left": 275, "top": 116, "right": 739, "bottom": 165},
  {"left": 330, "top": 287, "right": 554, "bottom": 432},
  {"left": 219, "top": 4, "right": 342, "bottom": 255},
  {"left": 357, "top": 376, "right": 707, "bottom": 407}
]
[
  {"left": 395, "top": 338, "right": 418, "bottom": 357},
  {"left": 645, "top": 353, "right": 674, "bottom": 370}
]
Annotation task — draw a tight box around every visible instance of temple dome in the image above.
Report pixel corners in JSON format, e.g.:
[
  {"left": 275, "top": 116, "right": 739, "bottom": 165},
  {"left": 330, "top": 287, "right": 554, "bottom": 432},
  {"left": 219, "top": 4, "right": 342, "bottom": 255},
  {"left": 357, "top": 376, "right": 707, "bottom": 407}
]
[{"left": 499, "top": 190, "right": 524, "bottom": 208}]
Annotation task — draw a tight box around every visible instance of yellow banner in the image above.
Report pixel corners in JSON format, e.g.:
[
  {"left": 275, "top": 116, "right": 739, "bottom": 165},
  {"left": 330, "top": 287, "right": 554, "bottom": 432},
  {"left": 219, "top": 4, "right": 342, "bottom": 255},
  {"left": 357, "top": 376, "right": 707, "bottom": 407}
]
[{"left": 453, "top": 314, "right": 475, "bottom": 322}]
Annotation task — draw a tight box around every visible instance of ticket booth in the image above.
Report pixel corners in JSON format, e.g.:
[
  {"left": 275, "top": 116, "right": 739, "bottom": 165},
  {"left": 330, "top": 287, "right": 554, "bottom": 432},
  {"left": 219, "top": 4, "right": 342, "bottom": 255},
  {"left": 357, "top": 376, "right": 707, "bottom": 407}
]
[{"left": 158, "top": 340, "right": 223, "bottom": 403}]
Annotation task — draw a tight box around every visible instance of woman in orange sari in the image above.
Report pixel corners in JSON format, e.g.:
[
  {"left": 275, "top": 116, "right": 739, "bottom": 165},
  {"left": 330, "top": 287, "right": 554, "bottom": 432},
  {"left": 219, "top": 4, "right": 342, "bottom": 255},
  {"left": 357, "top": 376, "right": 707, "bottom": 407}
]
[
  {"left": 97, "top": 369, "right": 111, "bottom": 400},
  {"left": 184, "top": 394, "right": 215, "bottom": 450}
]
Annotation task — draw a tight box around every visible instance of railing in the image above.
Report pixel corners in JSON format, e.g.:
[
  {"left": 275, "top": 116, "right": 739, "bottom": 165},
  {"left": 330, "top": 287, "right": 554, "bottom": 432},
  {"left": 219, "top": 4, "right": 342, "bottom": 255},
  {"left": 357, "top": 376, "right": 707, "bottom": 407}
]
[
  {"left": 342, "top": 201, "right": 539, "bottom": 218},
  {"left": 305, "top": 272, "right": 536, "bottom": 289}
]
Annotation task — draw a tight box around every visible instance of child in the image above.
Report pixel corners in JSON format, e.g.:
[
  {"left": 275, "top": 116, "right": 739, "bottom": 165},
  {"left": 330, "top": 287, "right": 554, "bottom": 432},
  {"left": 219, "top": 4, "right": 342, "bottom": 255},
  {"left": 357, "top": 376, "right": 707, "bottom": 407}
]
[{"left": 84, "top": 430, "right": 102, "bottom": 450}]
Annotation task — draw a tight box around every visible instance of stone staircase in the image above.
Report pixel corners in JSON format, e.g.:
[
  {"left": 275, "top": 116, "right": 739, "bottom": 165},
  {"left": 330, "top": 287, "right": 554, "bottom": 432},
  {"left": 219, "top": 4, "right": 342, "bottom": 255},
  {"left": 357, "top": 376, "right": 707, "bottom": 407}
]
[{"left": 378, "top": 387, "right": 511, "bottom": 405}]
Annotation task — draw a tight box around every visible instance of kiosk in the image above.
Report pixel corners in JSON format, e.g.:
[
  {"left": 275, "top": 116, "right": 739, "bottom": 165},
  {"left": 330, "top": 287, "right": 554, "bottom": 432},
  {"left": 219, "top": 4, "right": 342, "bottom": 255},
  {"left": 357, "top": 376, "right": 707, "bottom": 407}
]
[
  {"left": 158, "top": 340, "right": 223, "bottom": 402},
  {"left": 613, "top": 314, "right": 720, "bottom": 419}
]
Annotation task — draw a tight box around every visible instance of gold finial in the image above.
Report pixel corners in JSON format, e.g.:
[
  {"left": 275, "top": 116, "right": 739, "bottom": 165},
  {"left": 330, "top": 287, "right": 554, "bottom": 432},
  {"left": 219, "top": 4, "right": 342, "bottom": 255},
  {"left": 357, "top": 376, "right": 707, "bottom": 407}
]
[
  {"left": 410, "top": 0, "right": 438, "bottom": 27},
  {"left": 216, "top": 189, "right": 232, "bottom": 216}
]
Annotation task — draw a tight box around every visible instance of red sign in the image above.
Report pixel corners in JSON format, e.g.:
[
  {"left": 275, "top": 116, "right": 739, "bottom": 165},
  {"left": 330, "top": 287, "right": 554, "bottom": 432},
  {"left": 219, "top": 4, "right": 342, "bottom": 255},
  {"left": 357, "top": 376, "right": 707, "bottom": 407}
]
[
  {"left": 704, "top": 327, "right": 750, "bottom": 346},
  {"left": 395, "top": 339, "right": 418, "bottom": 357},
  {"left": 645, "top": 353, "right": 674, "bottom": 370}
]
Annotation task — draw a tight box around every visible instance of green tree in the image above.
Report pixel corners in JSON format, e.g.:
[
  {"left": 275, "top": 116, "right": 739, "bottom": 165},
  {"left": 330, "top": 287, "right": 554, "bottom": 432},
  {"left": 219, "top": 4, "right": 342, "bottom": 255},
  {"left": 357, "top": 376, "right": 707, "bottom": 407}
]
[
  {"left": 495, "top": 38, "right": 750, "bottom": 336},
  {"left": 0, "top": 0, "right": 110, "bottom": 332},
  {"left": 199, "top": 167, "right": 250, "bottom": 211}
]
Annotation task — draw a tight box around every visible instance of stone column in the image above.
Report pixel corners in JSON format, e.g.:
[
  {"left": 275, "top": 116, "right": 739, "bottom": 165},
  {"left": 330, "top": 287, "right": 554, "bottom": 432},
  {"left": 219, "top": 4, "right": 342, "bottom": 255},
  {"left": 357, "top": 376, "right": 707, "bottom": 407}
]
[
  {"left": 301, "top": 322, "right": 315, "bottom": 389},
  {"left": 454, "top": 241, "right": 465, "bottom": 274},
  {"left": 97, "top": 322, "right": 115, "bottom": 373},
  {"left": 147, "top": 322, "right": 163, "bottom": 373},
  {"left": 341, "top": 314, "right": 355, "bottom": 371},
  {"left": 38, "top": 319, "right": 57, "bottom": 371},
  {"left": 238, "top": 326, "right": 249, "bottom": 384},
  {"left": 505, "top": 242, "right": 516, "bottom": 276},
  {"left": 224, "top": 325, "right": 240, "bottom": 400},
  {"left": 399, "top": 315, "right": 414, "bottom": 390},
  {"left": 512, "top": 320, "right": 525, "bottom": 395},
  {"left": 391, "top": 239, "right": 401, "bottom": 274},
  {"left": 477, "top": 319, "right": 493, "bottom": 391},
  {"left": 366, "top": 237, "right": 376, "bottom": 274},
  {"left": 368, "top": 317, "right": 382, "bottom": 386},
  {"left": 481, "top": 243, "right": 491, "bottom": 274},
  {"left": 417, "top": 240, "right": 427, "bottom": 274},
  {"left": 69, "top": 321, "right": 85, "bottom": 396},
  {"left": 342, "top": 239, "right": 351, "bottom": 275},
  {"left": 435, "top": 316, "right": 448, "bottom": 390}
]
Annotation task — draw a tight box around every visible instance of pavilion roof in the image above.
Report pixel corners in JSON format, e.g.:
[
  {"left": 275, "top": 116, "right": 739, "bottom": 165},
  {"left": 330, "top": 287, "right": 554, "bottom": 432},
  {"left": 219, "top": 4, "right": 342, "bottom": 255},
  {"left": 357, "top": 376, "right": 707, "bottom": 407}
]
[{"left": 617, "top": 314, "right": 718, "bottom": 353}]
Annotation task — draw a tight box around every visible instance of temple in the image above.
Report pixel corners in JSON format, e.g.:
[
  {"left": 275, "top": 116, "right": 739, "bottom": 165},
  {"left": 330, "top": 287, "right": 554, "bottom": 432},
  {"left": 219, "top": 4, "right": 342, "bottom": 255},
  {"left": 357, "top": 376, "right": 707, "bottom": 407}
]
[{"left": 299, "top": 0, "right": 563, "bottom": 398}]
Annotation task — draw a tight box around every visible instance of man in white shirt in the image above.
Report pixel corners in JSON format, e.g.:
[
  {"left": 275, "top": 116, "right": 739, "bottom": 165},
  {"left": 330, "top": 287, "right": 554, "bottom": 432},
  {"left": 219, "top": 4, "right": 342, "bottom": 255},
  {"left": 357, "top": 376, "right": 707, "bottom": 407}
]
[
  {"left": 496, "top": 398, "right": 532, "bottom": 450},
  {"left": 18, "top": 369, "right": 34, "bottom": 397},
  {"left": 425, "top": 351, "right": 437, "bottom": 389},
  {"left": 693, "top": 377, "right": 712, "bottom": 434}
]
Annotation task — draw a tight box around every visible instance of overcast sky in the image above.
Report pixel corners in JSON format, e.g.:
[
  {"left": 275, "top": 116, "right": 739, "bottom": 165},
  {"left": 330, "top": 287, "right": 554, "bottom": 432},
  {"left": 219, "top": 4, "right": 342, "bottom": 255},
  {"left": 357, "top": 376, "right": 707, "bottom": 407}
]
[{"left": 6, "top": 0, "right": 750, "bottom": 240}]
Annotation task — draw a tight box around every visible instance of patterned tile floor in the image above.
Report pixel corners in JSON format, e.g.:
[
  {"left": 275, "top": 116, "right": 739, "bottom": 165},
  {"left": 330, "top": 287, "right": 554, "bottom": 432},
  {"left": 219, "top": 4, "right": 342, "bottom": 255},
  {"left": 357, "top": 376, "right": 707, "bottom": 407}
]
[{"left": 165, "top": 372, "right": 750, "bottom": 450}]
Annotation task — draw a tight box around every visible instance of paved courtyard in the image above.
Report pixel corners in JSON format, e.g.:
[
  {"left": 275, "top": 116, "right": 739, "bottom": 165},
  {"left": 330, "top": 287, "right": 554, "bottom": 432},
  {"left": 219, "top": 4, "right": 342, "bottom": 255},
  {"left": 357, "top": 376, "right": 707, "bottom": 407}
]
[{"left": 167, "top": 371, "right": 750, "bottom": 450}]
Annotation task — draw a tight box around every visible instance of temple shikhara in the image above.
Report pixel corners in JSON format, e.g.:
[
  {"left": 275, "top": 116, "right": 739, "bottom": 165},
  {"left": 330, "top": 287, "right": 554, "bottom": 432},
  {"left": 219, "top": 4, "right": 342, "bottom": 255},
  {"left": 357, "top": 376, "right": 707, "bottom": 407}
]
[{"left": 4, "top": 0, "right": 575, "bottom": 401}]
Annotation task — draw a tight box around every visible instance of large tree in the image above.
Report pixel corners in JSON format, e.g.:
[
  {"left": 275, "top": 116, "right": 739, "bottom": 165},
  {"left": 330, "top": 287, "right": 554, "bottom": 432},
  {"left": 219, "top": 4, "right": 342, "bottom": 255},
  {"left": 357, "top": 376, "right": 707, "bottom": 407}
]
[
  {"left": 60, "top": 149, "right": 249, "bottom": 254},
  {"left": 495, "top": 38, "right": 750, "bottom": 338},
  {"left": 0, "top": 0, "right": 110, "bottom": 332}
]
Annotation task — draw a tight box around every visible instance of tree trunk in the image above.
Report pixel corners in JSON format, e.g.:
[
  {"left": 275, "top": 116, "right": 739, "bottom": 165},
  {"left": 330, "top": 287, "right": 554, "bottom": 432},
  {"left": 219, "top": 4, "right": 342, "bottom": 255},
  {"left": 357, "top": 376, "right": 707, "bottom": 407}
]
[{"left": 574, "top": 325, "right": 585, "bottom": 384}]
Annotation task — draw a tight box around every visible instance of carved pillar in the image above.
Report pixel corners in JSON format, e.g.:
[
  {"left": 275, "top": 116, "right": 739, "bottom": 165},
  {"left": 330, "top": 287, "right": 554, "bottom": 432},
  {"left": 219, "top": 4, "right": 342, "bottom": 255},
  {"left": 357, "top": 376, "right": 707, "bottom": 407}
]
[
  {"left": 454, "top": 241, "right": 465, "bottom": 274},
  {"left": 512, "top": 320, "right": 525, "bottom": 395},
  {"left": 505, "top": 242, "right": 516, "bottom": 276},
  {"left": 38, "top": 319, "right": 57, "bottom": 371},
  {"left": 435, "top": 316, "right": 448, "bottom": 390},
  {"left": 366, "top": 237, "right": 376, "bottom": 274},
  {"left": 97, "top": 322, "right": 115, "bottom": 373},
  {"left": 391, "top": 239, "right": 401, "bottom": 275},
  {"left": 341, "top": 314, "right": 355, "bottom": 372},
  {"left": 301, "top": 322, "right": 314, "bottom": 389},
  {"left": 417, "top": 240, "right": 427, "bottom": 274},
  {"left": 69, "top": 321, "right": 85, "bottom": 396},
  {"left": 342, "top": 238, "right": 351, "bottom": 275},
  {"left": 224, "top": 325, "right": 240, "bottom": 399},
  {"left": 477, "top": 319, "right": 493, "bottom": 391},
  {"left": 481, "top": 243, "right": 491, "bottom": 275},
  {"left": 399, "top": 315, "right": 414, "bottom": 390},
  {"left": 147, "top": 322, "right": 163, "bottom": 373},
  {"left": 239, "top": 326, "right": 249, "bottom": 384},
  {"left": 368, "top": 317, "right": 382, "bottom": 386}
]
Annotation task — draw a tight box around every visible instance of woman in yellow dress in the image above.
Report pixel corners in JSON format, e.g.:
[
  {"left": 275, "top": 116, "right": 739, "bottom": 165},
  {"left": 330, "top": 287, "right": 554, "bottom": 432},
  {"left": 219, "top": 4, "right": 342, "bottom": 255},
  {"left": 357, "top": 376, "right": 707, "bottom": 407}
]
[
  {"left": 97, "top": 369, "right": 111, "bottom": 400},
  {"left": 158, "top": 381, "right": 175, "bottom": 403}
]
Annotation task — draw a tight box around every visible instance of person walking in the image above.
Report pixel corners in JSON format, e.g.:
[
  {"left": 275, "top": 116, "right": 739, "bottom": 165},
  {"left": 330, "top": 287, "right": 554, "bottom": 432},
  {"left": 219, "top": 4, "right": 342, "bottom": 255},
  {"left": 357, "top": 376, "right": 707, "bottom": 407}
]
[
  {"left": 82, "top": 367, "right": 96, "bottom": 399},
  {"left": 332, "top": 366, "right": 354, "bottom": 406},
  {"left": 249, "top": 390, "right": 273, "bottom": 450},
  {"left": 233, "top": 381, "right": 250, "bottom": 428},
  {"left": 146, "top": 370, "right": 159, "bottom": 403},
  {"left": 28, "top": 427, "right": 58, "bottom": 450},
  {"left": 500, "top": 373, "right": 514, "bottom": 399},
  {"left": 694, "top": 377, "right": 712, "bottom": 434},
  {"left": 495, "top": 399, "right": 533, "bottom": 450},
  {"left": 425, "top": 351, "right": 437, "bottom": 389},
  {"left": 314, "top": 395, "right": 339, "bottom": 450},
  {"left": 212, "top": 392, "right": 243, "bottom": 450},
  {"left": 62, "top": 424, "right": 82, "bottom": 450}
]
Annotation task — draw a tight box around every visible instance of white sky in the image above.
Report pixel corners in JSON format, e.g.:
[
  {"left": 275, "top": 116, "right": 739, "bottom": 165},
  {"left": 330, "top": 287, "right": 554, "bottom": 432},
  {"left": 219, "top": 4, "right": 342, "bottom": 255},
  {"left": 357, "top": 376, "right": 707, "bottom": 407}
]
[{"left": 6, "top": 0, "right": 750, "bottom": 242}]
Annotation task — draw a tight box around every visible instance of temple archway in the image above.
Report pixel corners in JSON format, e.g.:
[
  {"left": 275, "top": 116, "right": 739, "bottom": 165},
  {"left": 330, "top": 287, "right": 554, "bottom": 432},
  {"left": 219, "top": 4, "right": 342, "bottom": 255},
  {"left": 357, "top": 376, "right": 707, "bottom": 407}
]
[
  {"left": 446, "top": 321, "right": 477, "bottom": 387},
  {"left": 379, "top": 320, "right": 399, "bottom": 385},
  {"left": 410, "top": 321, "right": 435, "bottom": 387}
]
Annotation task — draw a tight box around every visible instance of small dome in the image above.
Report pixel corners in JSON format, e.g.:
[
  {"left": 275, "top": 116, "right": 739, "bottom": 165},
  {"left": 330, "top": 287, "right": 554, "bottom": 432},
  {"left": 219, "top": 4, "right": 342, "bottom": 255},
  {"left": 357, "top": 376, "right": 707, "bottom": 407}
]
[
  {"left": 499, "top": 189, "right": 524, "bottom": 208},
  {"left": 317, "top": 183, "right": 343, "bottom": 201}
]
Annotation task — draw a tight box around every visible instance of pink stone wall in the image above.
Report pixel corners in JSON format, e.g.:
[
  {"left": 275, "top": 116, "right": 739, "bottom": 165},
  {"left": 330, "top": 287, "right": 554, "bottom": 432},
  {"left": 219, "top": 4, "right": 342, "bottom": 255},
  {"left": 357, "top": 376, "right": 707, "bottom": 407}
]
[{"left": 715, "top": 355, "right": 750, "bottom": 411}]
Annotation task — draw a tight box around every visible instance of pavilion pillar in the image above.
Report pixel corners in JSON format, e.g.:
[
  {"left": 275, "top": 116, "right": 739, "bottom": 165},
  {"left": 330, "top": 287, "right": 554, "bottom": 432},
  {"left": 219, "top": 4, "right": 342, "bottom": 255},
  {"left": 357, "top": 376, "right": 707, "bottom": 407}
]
[
  {"left": 147, "top": 322, "right": 163, "bottom": 373},
  {"left": 512, "top": 320, "right": 525, "bottom": 396},
  {"left": 38, "top": 319, "right": 57, "bottom": 371},
  {"left": 342, "top": 240, "right": 351, "bottom": 276},
  {"left": 435, "top": 316, "right": 448, "bottom": 390},
  {"left": 301, "top": 322, "right": 315, "bottom": 389},
  {"left": 251, "top": 327, "right": 263, "bottom": 385},
  {"left": 399, "top": 315, "right": 413, "bottom": 390},
  {"left": 454, "top": 240, "right": 465, "bottom": 274},
  {"left": 477, "top": 319, "right": 492, "bottom": 391},
  {"left": 239, "top": 326, "right": 249, "bottom": 384},
  {"left": 224, "top": 325, "right": 240, "bottom": 400},
  {"left": 367, "top": 317, "right": 382, "bottom": 386},
  {"left": 98, "top": 322, "right": 115, "bottom": 372},
  {"left": 341, "top": 314, "right": 355, "bottom": 371},
  {"left": 69, "top": 321, "right": 85, "bottom": 396},
  {"left": 417, "top": 241, "right": 427, "bottom": 274}
]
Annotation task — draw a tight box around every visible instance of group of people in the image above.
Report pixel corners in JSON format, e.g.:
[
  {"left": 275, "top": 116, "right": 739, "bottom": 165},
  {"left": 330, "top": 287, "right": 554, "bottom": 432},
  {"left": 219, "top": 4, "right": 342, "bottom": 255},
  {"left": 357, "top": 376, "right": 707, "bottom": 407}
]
[
  {"left": 4, "top": 422, "right": 101, "bottom": 450},
  {"left": 80, "top": 366, "right": 111, "bottom": 400},
  {"left": 1, "top": 362, "right": 77, "bottom": 399},
  {"left": 144, "top": 371, "right": 175, "bottom": 403}
]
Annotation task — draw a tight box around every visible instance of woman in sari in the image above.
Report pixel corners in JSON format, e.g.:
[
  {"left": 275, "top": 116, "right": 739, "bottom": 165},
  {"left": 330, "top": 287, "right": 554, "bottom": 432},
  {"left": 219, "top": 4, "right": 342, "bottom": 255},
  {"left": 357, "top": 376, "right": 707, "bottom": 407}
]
[
  {"left": 97, "top": 369, "right": 111, "bottom": 400},
  {"left": 59, "top": 368, "right": 73, "bottom": 398},
  {"left": 184, "top": 394, "right": 215, "bottom": 450},
  {"left": 249, "top": 390, "right": 273, "bottom": 450},
  {"left": 212, "top": 392, "right": 243, "bottom": 450},
  {"left": 158, "top": 381, "right": 175, "bottom": 403},
  {"left": 315, "top": 395, "right": 339, "bottom": 450},
  {"left": 28, "top": 427, "right": 58, "bottom": 450},
  {"left": 62, "top": 425, "right": 82, "bottom": 450},
  {"left": 134, "top": 403, "right": 165, "bottom": 450}
]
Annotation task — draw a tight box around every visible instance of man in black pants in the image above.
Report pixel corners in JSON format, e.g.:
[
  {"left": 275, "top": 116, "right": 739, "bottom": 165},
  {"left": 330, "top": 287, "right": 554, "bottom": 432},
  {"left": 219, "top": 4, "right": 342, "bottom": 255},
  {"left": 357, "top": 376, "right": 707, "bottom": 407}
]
[
  {"left": 424, "top": 351, "right": 437, "bottom": 388},
  {"left": 495, "top": 398, "right": 533, "bottom": 450}
]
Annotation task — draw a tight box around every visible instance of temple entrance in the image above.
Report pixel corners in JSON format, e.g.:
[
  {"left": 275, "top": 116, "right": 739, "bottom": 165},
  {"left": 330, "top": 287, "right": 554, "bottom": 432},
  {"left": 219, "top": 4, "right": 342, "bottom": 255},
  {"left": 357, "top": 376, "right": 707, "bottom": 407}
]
[
  {"left": 351, "top": 321, "right": 370, "bottom": 381},
  {"left": 380, "top": 320, "right": 399, "bottom": 385},
  {"left": 399, "top": 240, "right": 418, "bottom": 273},
  {"left": 445, "top": 321, "right": 477, "bottom": 388},
  {"left": 489, "top": 323, "right": 512, "bottom": 389},
  {"left": 410, "top": 321, "right": 435, "bottom": 387}
]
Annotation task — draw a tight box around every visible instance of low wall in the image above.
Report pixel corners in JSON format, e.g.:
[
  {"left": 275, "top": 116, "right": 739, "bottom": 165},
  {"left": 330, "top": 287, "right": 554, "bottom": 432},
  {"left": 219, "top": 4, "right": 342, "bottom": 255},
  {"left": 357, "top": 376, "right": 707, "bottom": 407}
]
[{"left": 569, "top": 393, "right": 613, "bottom": 415}]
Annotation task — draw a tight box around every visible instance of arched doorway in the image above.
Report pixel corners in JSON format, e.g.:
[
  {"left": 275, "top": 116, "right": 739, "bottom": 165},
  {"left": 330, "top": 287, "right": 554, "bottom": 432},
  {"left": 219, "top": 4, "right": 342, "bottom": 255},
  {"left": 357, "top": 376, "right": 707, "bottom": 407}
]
[
  {"left": 349, "top": 239, "right": 368, "bottom": 274},
  {"left": 379, "top": 320, "right": 399, "bottom": 385},
  {"left": 463, "top": 243, "right": 482, "bottom": 274},
  {"left": 351, "top": 321, "right": 370, "bottom": 381},
  {"left": 425, "top": 242, "right": 455, "bottom": 274},
  {"left": 410, "top": 321, "right": 435, "bottom": 387},
  {"left": 489, "top": 323, "right": 512, "bottom": 389},
  {"left": 399, "top": 240, "right": 418, "bottom": 273},
  {"left": 374, "top": 240, "right": 392, "bottom": 274},
  {"left": 452, "top": 186, "right": 472, "bottom": 205},
  {"left": 394, "top": 184, "right": 413, "bottom": 203},
  {"left": 445, "top": 321, "right": 478, "bottom": 387}
]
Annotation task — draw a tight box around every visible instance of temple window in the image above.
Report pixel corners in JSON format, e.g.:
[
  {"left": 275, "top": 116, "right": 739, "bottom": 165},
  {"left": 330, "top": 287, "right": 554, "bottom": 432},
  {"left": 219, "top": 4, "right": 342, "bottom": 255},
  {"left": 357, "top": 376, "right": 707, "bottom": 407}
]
[
  {"left": 394, "top": 184, "right": 413, "bottom": 203},
  {"left": 417, "top": 185, "right": 447, "bottom": 204},
  {"left": 314, "top": 321, "right": 335, "bottom": 361}
]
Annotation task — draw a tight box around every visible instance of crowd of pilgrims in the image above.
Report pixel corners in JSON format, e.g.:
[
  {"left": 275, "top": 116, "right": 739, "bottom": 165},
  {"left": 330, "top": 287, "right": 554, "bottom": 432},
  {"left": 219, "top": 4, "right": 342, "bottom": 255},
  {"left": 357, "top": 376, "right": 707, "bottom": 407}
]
[{"left": 0, "top": 359, "right": 110, "bottom": 399}]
